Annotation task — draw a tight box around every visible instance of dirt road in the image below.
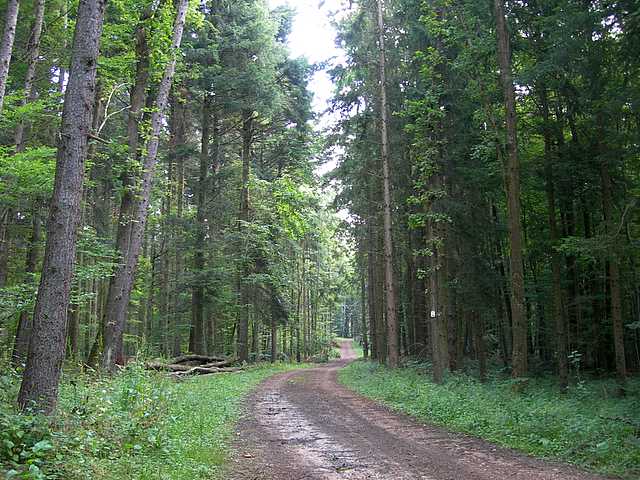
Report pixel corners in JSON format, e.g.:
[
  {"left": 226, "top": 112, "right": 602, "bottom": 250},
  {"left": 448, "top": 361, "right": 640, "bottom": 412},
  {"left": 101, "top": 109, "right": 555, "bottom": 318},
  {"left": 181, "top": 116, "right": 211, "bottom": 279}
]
[{"left": 227, "top": 340, "right": 610, "bottom": 480}]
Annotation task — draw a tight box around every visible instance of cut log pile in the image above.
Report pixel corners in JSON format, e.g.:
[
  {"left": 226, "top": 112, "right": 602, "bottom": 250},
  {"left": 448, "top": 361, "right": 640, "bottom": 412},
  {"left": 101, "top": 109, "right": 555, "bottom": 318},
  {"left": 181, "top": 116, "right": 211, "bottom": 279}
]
[{"left": 146, "top": 354, "right": 242, "bottom": 377}]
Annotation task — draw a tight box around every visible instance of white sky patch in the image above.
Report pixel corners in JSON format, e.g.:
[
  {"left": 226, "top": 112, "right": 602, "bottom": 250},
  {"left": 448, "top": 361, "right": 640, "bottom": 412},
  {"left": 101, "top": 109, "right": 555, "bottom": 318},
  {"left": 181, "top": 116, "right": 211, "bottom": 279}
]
[
  {"left": 269, "top": 0, "right": 347, "bottom": 127},
  {"left": 268, "top": 0, "right": 353, "bottom": 211}
]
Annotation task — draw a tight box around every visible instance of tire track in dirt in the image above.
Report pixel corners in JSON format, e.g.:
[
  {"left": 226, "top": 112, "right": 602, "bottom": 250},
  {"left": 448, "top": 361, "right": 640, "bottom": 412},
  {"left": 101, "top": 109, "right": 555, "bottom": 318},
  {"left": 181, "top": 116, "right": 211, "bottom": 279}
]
[{"left": 227, "top": 341, "right": 614, "bottom": 480}]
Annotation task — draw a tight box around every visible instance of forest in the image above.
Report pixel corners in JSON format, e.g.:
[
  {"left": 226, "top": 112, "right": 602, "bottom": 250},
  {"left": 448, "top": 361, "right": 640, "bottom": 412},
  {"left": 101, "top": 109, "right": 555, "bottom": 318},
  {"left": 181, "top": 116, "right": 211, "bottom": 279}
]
[{"left": 0, "top": 0, "right": 639, "bottom": 478}]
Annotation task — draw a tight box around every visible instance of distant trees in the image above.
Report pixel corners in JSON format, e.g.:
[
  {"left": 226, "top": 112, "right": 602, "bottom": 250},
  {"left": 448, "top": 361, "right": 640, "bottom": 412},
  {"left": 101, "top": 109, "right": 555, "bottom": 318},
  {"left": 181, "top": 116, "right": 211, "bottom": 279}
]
[
  {"left": 333, "top": 0, "right": 640, "bottom": 390},
  {"left": 0, "top": 0, "right": 353, "bottom": 413},
  {"left": 101, "top": 0, "right": 190, "bottom": 372},
  {"left": 2, "top": 0, "right": 638, "bottom": 415}
]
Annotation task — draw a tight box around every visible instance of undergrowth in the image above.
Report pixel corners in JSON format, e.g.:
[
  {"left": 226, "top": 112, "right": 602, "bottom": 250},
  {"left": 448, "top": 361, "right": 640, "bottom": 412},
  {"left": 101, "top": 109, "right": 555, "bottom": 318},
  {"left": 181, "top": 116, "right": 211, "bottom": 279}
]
[
  {"left": 350, "top": 339, "right": 363, "bottom": 358},
  {"left": 339, "top": 360, "right": 640, "bottom": 479},
  {"left": 1, "top": 361, "right": 305, "bottom": 479}
]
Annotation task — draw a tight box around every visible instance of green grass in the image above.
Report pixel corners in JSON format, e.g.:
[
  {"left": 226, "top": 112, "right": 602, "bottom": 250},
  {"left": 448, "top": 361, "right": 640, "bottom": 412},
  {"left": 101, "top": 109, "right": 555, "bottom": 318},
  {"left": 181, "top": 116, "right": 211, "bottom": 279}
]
[
  {"left": 338, "top": 361, "right": 640, "bottom": 479},
  {"left": 350, "top": 339, "right": 363, "bottom": 358},
  {"left": 1, "top": 362, "right": 307, "bottom": 479}
]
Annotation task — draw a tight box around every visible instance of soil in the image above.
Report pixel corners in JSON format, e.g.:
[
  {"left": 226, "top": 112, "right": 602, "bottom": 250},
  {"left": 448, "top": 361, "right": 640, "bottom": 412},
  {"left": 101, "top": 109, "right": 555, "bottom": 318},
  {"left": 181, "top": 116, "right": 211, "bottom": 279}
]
[{"left": 227, "top": 340, "right": 613, "bottom": 480}]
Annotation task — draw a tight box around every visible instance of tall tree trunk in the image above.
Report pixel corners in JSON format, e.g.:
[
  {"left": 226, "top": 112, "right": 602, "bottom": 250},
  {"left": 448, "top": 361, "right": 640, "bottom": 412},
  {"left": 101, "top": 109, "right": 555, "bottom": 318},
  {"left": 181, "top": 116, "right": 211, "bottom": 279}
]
[
  {"left": 366, "top": 166, "right": 378, "bottom": 360},
  {"left": 57, "top": 0, "right": 67, "bottom": 94},
  {"left": 97, "top": 7, "right": 151, "bottom": 363},
  {"left": 375, "top": 231, "right": 386, "bottom": 363},
  {"left": 295, "top": 256, "right": 302, "bottom": 363},
  {"left": 191, "top": 95, "right": 210, "bottom": 355},
  {"left": 17, "top": 0, "right": 106, "bottom": 412},
  {"left": 600, "top": 148, "right": 627, "bottom": 394},
  {"left": 14, "top": 0, "right": 45, "bottom": 150},
  {"left": 271, "top": 309, "right": 277, "bottom": 363},
  {"left": 367, "top": 225, "right": 378, "bottom": 360},
  {"left": 67, "top": 298, "right": 80, "bottom": 359},
  {"left": 145, "top": 239, "right": 156, "bottom": 347},
  {"left": 0, "top": 208, "right": 10, "bottom": 288},
  {"left": 171, "top": 91, "right": 186, "bottom": 355},
  {"left": 0, "top": 0, "right": 19, "bottom": 114},
  {"left": 411, "top": 227, "right": 428, "bottom": 356},
  {"left": 428, "top": 190, "right": 450, "bottom": 384},
  {"left": 237, "top": 110, "right": 253, "bottom": 362},
  {"left": 102, "top": 0, "right": 189, "bottom": 371},
  {"left": 360, "top": 268, "right": 369, "bottom": 358},
  {"left": 375, "top": 0, "right": 399, "bottom": 368},
  {"left": 493, "top": 0, "right": 528, "bottom": 379},
  {"left": 472, "top": 310, "right": 487, "bottom": 383},
  {"left": 539, "top": 87, "right": 568, "bottom": 391},
  {"left": 160, "top": 196, "right": 171, "bottom": 355},
  {"left": 11, "top": 210, "right": 41, "bottom": 366}
]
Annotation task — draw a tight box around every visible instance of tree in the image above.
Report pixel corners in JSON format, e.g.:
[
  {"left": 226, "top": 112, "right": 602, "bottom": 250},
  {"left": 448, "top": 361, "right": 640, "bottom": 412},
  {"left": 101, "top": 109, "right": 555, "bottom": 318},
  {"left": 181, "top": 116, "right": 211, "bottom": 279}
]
[
  {"left": 493, "top": 0, "right": 527, "bottom": 380},
  {"left": 17, "top": 0, "right": 107, "bottom": 413},
  {"left": 102, "top": 0, "right": 190, "bottom": 370},
  {"left": 375, "top": 0, "right": 399, "bottom": 368},
  {"left": 14, "top": 0, "right": 45, "bottom": 150},
  {"left": 0, "top": 0, "right": 19, "bottom": 113}
]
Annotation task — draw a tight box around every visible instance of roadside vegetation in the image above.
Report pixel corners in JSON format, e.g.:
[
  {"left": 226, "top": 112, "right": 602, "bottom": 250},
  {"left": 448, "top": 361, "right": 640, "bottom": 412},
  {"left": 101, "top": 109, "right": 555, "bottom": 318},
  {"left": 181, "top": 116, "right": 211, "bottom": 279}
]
[
  {"left": 339, "top": 360, "right": 640, "bottom": 479},
  {"left": 1, "top": 362, "right": 306, "bottom": 479},
  {"left": 350, "top": 339, "right": 363, "bottom": 359}
]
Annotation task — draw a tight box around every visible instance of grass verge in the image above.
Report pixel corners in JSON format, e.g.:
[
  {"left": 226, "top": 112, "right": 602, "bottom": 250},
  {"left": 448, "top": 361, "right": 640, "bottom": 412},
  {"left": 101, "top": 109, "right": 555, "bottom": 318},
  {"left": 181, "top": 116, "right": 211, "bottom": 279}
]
[
  {"left": 1, "top": 362, "right": 306, "bottom": 479},
  {"left": 349, "top": 339, "right": 363, "bottom": 358},
  {"left": 338, "top": 360, "right": 640, "bottom": 479}
]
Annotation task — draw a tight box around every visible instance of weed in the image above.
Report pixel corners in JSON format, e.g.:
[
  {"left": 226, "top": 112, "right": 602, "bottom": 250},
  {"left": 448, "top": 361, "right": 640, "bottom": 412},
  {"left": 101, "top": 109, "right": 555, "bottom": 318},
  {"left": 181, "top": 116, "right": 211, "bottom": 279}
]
[
  {"left": 1, "top": 362, "right": 306, "bottom": 479},
  {"left": 339, "top": 360, "right": 640, "bottom": 479}
]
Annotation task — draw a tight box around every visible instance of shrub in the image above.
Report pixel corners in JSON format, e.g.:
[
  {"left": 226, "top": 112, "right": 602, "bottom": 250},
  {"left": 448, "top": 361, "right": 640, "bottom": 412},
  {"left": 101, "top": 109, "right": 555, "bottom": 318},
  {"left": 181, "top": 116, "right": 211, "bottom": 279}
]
[{"left": 339, "top": 360, "right": 640, "bottom": 479}]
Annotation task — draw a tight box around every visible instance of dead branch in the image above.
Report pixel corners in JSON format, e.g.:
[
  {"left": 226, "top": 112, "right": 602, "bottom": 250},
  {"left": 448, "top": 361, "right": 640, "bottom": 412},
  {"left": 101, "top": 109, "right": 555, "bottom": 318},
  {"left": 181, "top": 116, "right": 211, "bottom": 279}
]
[
  {"left": 171, "top": 354, "right": 227, "bottom": 365},
  {"left": 168, "top": 366, "right": 244, "bottom": 377}
]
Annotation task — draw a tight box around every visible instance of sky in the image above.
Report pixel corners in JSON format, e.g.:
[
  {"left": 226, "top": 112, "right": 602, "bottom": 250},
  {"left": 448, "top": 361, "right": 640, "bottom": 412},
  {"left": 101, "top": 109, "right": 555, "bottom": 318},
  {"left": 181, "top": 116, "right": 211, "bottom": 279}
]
[{"left": 268, "top": 0, "right": 346, "bottom": 126}]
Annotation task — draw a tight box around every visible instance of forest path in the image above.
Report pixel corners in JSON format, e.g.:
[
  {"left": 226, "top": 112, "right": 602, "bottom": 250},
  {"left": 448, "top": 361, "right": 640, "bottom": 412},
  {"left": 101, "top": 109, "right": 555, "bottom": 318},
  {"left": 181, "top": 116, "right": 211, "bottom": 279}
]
[{"left": 227, "top": 340, "right": 609, "bottom": 480}]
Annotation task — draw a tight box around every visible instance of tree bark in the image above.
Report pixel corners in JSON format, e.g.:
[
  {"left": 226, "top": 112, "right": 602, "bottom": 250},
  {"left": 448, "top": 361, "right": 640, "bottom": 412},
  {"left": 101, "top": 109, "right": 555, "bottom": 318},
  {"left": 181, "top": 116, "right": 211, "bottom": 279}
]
[
  {"left": 102, "top": 0, "right": 189, "bottom": 371},
  {"left": 191, "top": 95, "right": 210, "bottom": 355},
  {"left": 0, "top": 208, "right": 10, "bottom": 288},
  {"left": 101, "top": 8, "right": 151, "bottom": 365},
  {"left": 171, "top": 91, "right": 186, "bottom": 355},
  {"left": 366, "top": 163, "right": 378, "bottom": 361},
  {"left": 360, "top": 268, "right": 369, "bottom": 358},
  {"left": 17, "top": 0, "right": 106, "bottom": 413},
  {"left": 472, "top": 310, "right": 487, "bottom": 382},
  {"left": 367, "top": 224, "right": 378, "bottom": 360},
  {"left": 11, "top": 210, "right": 41, "bottom": 366},
  {"left": 375, "top": 231, "right": 386, "bottom": 363},
  {"left": 427, "top": 187, "right": 450, "bottom": 384},
  {"left": 0, "top": 0, "right": 19, "bottom": 114},
  {"left": 600, "top": 147, "right": 627, "bottom": 394},
  {"left": 271, "top": 312, "right": 277, "bottom": 362},
  {"left": 539, "top": 87, "right": 568, "bottom": 391},
  {"left": 14, "top": 0, "right": 45, "bottom": 150},
  {"left": 160, "top": 194, "right": 171, "bottom": 355},
  {"left": 374, "top": 0, "right": 399, "bottom": 368},
  {"left": 237, "top": 110, "right": 253, "bottom": 363},
  {"left": 493, "top": 0, "right": 528, "bottom": 379}
]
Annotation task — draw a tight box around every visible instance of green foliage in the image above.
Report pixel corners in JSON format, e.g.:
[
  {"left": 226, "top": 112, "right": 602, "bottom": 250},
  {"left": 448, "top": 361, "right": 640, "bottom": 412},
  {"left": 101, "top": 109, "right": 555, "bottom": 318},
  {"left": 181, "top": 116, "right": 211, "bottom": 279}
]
[
  {"left": 339, "top": 361, "right": 640, "bottom": 478},
  {"left": 350, "top": 338, "right": 364, "bottom": 358},
  {"left": 0, "top": 371, "right": 53, "bottom": 480},
  {"left": 0, "top": 147, "right": 56, "bottom": 207},
  {"left": 0, "top": 362, "right": 308, "bottom": 479}
]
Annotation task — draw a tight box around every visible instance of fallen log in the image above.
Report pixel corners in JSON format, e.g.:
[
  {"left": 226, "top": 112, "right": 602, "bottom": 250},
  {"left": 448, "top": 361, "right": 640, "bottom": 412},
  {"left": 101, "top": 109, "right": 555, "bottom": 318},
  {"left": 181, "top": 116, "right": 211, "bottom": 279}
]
[
  {"left": 171, "top": 354, "right": 227, "bottom": 365},
  {"left": 145, "top": 362, "right": 192, "bottom": 372},
  {"left": 200, "top": 358, "right": 237, "bottom": 369},
  {"left": 145, "top": 354, "right": 240, "bottom": 376},
  {"left": 169, "top": 366, "right": 244, "bottom": 377}
]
